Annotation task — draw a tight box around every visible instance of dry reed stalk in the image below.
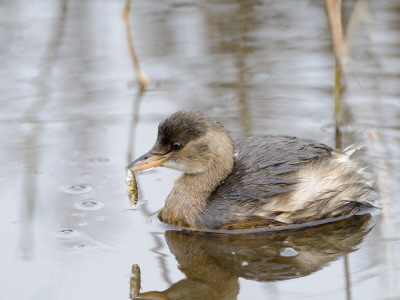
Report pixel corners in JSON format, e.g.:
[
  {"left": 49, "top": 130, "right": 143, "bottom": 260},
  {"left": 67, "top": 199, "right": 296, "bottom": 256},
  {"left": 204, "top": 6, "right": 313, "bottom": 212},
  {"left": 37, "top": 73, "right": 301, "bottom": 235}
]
[
  {"left": 325, "top": 0, "right": 344, "bottom": 145},
  {"left": 122, "top": 0, "right": 150, "bottom": 90}
]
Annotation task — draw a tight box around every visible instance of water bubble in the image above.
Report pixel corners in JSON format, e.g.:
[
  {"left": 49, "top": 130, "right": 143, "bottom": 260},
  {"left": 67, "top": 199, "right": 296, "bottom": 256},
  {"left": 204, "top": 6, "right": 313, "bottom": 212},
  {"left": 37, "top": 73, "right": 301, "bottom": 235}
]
[
  {"left": 62, "top": 184, "right": 92, "bottom": 194},
  {"left": 71, "top": 244, "right": 89, "bottom": 251},
  {"left": 58, "top": 229, "right": 73, "bottom": 234},
  {"left": 279, "top": 247, "right": 299, "bottom": 257},
  {"left": 74, "top": 200, "right": 104, "bottom": 211},
  {"left": 56, "top": 228, "right": 79, "bottom": 238}
]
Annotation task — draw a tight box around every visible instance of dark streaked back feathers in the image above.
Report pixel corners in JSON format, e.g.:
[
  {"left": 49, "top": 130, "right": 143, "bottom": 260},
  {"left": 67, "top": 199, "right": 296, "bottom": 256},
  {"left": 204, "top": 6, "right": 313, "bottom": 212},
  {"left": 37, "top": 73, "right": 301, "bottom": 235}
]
[
  {"left": 203, "top": 136, "right": 335, "bottom": 228},
  {"left": 211, "top": 135, "right": 332, "bottom": 200}
]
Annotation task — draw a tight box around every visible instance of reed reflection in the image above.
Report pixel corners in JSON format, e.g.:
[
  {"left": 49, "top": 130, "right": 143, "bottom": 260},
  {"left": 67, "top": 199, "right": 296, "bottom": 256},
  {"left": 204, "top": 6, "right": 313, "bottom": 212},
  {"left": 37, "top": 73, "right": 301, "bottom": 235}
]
[{"left": 131, "top": 215, "right": 373, "bottom": 300}]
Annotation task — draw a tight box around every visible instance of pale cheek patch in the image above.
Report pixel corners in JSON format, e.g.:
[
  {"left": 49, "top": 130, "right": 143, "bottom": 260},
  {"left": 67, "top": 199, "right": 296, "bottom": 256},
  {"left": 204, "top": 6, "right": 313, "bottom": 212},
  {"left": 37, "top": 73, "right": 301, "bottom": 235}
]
[
  {"left": 163, "top": 159, "right": 202, "bottom": 174},
  {"left": 163, "top": 160, "right": 189, "bottom": 172}
]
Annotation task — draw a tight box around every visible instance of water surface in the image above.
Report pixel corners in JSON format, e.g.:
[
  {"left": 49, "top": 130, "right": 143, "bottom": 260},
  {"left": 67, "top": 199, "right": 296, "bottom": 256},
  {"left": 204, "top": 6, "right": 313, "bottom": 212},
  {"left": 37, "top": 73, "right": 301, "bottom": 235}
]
[{"left": 1, "top": 0, "right": 399, "bottom": 299}]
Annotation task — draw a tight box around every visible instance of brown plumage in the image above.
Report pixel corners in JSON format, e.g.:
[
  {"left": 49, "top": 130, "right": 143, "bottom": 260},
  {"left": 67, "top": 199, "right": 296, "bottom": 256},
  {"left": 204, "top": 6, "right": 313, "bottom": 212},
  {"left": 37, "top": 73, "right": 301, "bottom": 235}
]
[{"left": 127, "top": 111, "right": 374, "bottom": 230}]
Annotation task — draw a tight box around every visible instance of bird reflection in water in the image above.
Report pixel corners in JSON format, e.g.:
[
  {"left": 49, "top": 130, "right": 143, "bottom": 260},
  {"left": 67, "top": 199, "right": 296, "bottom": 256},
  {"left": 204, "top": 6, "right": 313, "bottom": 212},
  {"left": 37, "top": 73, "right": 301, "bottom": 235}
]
[{"left": 129, "top": 214, "right": 373, "bottom": 300}]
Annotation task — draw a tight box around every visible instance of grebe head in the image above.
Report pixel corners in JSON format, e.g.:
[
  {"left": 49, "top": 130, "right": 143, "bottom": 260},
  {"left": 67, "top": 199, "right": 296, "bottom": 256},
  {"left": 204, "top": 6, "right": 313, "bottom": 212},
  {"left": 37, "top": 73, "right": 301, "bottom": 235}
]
[{"left": 127, "top": 111, "right": 234, "bottom": 174}]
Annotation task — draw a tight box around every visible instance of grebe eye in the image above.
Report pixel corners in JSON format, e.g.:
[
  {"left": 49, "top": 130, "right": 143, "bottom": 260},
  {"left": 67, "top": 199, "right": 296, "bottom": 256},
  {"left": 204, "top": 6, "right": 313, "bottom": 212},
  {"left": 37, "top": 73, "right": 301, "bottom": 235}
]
[{"left": 172, "top": 141, "right": 182, "bottom": 150}]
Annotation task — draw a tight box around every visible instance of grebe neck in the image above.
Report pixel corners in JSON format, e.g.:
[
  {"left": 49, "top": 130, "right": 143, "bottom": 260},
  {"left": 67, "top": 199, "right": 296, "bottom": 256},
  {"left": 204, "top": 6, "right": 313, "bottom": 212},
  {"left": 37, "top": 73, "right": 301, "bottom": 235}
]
[{"left": 163, "top": 134, "right": 234, "bottom": 228}]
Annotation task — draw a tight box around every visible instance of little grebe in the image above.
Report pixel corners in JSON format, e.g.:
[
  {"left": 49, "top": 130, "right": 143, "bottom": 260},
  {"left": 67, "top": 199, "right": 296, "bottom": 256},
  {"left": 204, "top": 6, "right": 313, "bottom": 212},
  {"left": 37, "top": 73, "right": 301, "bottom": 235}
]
[{"left": 127, "top": 111, "right": 374, "bottom": 230}]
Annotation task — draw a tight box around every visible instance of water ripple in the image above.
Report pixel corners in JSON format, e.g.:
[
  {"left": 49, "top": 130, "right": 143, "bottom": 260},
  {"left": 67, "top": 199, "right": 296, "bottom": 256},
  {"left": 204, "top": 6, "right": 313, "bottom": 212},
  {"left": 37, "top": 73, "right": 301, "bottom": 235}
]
[
  {"left": 74, "top": 200, "right": 104, "bottom": 211},
  {"left": 56, "top": 228, "right": 80, "bottom": 238},
  {"left": 62, "top": 184, "right": 92, "bottom": 194}
]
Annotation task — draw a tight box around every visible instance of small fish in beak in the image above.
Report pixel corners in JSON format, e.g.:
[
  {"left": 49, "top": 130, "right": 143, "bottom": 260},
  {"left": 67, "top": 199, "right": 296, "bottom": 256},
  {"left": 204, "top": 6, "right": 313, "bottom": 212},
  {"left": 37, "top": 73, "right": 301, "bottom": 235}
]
[
  {"left": 125, "top": 150, "right": 172, "bottom": 207},
  {"left": 126, "top": 168, "right": 138, "bottom": 207}
]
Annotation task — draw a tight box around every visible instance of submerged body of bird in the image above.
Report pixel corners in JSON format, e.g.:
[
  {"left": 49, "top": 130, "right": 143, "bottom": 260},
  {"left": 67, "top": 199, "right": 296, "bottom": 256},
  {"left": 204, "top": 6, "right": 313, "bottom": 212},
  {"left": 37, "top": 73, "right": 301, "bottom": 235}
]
[
  {"left": 126, "top": 111, "right": 375, "bottom": 230},
  {"left": 126, "top": 168, "right": 138, "bottom": 207}
]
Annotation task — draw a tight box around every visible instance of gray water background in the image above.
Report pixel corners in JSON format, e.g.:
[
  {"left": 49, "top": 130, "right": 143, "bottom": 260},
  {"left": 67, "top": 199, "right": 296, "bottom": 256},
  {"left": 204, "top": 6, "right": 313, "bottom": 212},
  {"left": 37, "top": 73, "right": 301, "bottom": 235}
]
[{"left": 1, "top": 0, "right": 399, "bottom": 299}]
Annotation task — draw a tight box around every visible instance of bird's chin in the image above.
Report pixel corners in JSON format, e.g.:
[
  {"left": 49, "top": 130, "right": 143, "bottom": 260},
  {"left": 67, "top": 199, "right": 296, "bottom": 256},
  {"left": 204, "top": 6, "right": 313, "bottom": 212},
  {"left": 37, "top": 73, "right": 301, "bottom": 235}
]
[{"left": 162, "top": 160, "right": 203, "bottom": 174}]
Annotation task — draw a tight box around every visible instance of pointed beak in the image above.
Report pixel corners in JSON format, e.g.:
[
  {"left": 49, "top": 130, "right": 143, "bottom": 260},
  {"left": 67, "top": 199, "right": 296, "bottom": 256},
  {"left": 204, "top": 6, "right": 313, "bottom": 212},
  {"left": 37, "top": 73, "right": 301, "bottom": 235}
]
[{"left": 126, "top": 151, "right": 171, "bottom": 172}]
